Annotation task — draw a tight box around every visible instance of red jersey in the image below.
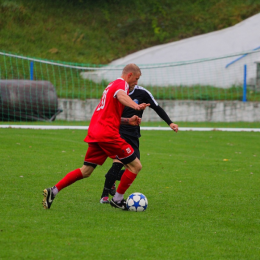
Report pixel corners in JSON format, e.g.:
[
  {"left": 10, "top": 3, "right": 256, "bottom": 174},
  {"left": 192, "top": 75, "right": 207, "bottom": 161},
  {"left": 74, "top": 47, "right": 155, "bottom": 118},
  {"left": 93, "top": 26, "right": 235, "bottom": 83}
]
[{"left": 84, "top": 78, "right": 129, "bottom": 143}]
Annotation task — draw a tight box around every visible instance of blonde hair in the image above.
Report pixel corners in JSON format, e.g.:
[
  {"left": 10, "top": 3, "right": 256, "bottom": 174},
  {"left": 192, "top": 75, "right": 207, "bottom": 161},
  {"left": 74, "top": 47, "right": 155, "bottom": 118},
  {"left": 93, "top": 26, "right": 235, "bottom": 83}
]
[{"left": 122, "top": 63, "right": 141, "bottom": 76}]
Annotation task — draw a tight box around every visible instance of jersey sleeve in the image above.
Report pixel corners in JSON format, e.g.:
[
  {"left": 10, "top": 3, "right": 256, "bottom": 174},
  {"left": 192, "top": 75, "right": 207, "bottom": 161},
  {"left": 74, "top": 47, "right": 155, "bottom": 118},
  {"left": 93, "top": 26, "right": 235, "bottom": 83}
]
[
  {"left": 141, "top": 88, "right": 173, "bottom": 125},
  {"left": 142, "top": 89, "right": 158, "bottom": 109},
  {"left": 153, "top": 105, "right": 173, "bottom": 125},
  {"left": 113, "top": 79, "right": 129, "bottom": 98}
]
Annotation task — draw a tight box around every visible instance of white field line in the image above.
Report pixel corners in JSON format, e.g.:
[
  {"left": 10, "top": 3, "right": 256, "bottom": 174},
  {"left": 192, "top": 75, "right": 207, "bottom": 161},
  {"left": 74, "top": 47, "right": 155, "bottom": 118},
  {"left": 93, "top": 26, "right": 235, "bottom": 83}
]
[{"left": 0, "top": 125, "right": 260, "bottom": 132}]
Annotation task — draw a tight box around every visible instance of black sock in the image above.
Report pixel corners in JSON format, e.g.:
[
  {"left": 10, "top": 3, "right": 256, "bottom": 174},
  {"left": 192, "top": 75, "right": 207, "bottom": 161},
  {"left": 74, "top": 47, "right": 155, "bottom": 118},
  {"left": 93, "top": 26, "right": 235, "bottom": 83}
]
[
  {"left": 101, "top": 162, "right": 124, "bottom": 198},
  {"left": 117, "top": 169, "right": 125, "bottom": 181}
]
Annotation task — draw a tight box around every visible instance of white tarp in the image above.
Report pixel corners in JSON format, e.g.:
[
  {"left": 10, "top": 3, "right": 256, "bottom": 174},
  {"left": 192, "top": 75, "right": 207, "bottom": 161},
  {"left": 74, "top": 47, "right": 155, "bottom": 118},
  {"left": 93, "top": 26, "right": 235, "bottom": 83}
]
[{"left": 82, "top": 13, "right": 260, "bottom": 88}]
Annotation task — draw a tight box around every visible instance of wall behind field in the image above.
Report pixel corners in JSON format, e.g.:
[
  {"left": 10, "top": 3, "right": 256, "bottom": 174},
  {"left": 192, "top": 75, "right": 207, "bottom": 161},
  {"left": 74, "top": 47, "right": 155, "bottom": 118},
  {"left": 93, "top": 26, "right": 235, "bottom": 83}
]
[{"left": 57, "top": 99, "right": 260, "bottom": 122}]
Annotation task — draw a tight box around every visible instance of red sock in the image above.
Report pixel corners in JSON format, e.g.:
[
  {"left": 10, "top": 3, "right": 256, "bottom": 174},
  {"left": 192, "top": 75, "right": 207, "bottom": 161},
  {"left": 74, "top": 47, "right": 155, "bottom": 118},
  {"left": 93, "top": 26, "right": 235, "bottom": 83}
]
[
  {"left": 55, "top": 168, "right": 83, "bottom": 191},
  {"left": 116, "top": 169, "right": 137, "bottom": 195}
]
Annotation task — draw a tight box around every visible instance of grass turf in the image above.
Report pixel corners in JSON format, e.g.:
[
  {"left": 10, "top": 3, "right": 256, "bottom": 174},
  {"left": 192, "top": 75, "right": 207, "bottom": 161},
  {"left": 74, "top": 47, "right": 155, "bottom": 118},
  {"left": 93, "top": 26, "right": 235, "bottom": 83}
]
[{"left": 0, "top": 128, "right": 259, "bottom": 259}]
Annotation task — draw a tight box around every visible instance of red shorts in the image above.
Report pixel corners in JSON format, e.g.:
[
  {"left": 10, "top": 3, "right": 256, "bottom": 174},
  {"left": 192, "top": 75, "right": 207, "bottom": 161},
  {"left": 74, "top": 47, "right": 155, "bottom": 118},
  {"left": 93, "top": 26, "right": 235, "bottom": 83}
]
[{"left": 84, "top": 138, "right": 135, "bottom": 166}]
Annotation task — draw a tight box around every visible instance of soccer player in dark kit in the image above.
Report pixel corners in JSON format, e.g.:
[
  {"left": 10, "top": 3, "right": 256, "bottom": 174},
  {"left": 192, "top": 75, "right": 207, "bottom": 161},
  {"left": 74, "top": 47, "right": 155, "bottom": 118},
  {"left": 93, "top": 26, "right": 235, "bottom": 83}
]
[{"left": 100, "top": 84, "right": 178, "bottom": 203}]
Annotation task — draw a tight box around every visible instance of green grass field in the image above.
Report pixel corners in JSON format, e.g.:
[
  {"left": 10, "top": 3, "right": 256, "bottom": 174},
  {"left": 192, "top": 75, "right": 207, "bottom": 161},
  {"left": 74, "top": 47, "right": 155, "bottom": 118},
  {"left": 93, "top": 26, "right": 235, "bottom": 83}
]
[{"left": 1, "top": 128, "right": 260, "bottom": 259}]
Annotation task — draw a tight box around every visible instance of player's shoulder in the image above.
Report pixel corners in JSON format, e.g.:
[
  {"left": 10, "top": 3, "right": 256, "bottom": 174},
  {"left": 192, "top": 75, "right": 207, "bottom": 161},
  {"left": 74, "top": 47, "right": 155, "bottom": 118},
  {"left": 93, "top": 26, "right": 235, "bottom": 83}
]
[
  {"left": 133, "top": 85, "right": 155, "bottom": 97},
  {"left": 134, "top": 85, "right": 146, "bottom": 91},
  {"left": 132, "top": 85, "right": 150, "bottom": 94},
  {"left": 111, "top": 78, "right": 126, "bottom": 86},
  {"left": 131, "top": 85, "right": 158, "bottom": 106},
  {"left": 109, "top": 78, "right": 129, "bottom": 91}
]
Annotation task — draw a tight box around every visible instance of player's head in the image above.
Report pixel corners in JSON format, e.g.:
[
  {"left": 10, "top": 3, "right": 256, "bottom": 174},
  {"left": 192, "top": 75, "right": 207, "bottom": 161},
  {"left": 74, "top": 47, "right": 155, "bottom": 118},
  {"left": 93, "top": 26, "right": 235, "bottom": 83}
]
[{"left": 121, "top": 63, "right": 141, "bottom": 87}]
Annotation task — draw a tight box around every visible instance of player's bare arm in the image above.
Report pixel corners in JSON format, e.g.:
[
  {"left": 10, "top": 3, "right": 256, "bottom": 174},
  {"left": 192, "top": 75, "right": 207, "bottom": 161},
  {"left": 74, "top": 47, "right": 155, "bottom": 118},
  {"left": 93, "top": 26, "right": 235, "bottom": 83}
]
[
  {"left": 116, "top": 89, "right": 150, "bottom": 110},
  {"left": 121, "top": 115, "right": 141, "bottom": 126},
  {"left": 137, "top": 103, "right": 150, "bottom": 111}
]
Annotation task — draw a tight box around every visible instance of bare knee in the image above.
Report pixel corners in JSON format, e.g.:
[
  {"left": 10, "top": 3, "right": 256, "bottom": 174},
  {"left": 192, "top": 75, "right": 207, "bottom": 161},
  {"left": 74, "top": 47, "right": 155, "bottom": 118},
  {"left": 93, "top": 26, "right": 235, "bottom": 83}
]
[
  {"left": 80, "top": 165, "right": 95, "bottom": 178},
  {"left": 125, "top": 158, "right": 142, "bottom": 174},
  {"left": 135, "top": 161, "right": 142, "bottom": 173}
]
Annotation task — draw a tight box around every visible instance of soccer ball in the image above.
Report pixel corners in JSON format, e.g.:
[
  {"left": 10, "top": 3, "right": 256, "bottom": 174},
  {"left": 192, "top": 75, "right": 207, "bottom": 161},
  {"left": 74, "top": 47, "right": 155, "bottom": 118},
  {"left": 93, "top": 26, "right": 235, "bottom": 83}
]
[{"left": 126, "top": 192, "right": 148, "bottom": 212}]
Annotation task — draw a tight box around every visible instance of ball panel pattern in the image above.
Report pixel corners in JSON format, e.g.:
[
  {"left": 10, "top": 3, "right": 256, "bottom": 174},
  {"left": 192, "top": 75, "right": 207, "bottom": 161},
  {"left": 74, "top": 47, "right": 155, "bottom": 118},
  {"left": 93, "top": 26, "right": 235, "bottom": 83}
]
[{"left": 126, "top": 192, "right": 148, "bottom": 212}]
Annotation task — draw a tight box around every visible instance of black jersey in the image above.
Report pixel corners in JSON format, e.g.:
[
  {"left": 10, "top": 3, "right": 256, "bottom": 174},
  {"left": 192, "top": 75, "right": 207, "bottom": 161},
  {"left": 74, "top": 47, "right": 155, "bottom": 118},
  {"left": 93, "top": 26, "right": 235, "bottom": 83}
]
[{"left": 119, "top": 85, "right": 172, "bottom": 138}]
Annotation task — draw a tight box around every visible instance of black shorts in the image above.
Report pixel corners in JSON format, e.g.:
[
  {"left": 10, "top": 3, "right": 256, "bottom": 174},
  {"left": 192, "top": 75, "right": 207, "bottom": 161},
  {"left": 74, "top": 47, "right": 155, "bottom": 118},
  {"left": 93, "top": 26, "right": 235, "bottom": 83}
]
[{"left": 120, "top": 132, "right": 140, "bottom": 160}]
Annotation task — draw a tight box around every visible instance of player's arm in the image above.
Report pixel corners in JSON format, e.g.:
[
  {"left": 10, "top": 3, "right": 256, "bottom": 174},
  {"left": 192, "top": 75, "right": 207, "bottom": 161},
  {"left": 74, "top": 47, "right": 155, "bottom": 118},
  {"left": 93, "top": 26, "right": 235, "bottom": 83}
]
[
  {"left": 153, "top": 105, "right": 178, "bottom": 133},
  {"left": 121, "top": 115, "right": 141, "bottom": 126},
  {"left": 116, "top": 89, "right": 150, "bottom": 111}
]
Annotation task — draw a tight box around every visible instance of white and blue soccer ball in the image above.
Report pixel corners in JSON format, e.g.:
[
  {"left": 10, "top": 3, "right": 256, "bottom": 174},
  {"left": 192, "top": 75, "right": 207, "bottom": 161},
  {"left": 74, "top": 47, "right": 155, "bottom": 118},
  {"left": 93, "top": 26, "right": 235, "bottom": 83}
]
[{"left": 126, "top": 192, "right": 148, "bottom": 212}]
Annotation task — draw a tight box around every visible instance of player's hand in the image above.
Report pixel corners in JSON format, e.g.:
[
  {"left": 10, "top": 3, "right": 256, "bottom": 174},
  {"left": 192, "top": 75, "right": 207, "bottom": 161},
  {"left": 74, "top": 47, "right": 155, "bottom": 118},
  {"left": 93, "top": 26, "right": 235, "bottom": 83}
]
[
  {"left": 128, "top": 115, "right": 142, "bottom": 126},
  {"left": 170, "top": 123, "right": 178, "bottom": 133},
  {"left": 136, "top": 103, "right": 150, "bottom": 111}
]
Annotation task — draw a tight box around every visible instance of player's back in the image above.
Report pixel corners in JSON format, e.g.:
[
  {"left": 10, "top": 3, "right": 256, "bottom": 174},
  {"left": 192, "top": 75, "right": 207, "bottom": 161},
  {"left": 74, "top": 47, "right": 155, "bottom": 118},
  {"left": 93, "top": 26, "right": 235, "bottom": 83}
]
[{"left": 85, "top": 78, "right": 129, "bottom": 143}]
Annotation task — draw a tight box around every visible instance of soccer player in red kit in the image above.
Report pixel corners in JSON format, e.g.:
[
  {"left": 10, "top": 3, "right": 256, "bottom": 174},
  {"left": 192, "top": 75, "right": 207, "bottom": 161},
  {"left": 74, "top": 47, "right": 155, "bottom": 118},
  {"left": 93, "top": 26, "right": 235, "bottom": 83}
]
[{"left": 42, "top": 63, "right": 150, "bottom": 210}]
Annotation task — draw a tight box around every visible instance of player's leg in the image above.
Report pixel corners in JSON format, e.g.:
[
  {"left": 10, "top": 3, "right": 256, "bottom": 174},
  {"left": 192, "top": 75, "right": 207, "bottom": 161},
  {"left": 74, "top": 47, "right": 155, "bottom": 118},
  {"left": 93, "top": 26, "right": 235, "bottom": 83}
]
[
  {"left": 111, "top": 135, "right": 141, "bottom": 202},
  {"left": 97, "top": 139, "right": 138, "bottom": 209},
  {"left": 111, "top": 157, "right": 142, "bottom": 204},
  {"left": 42, "top": 164, "right": 95, "bottom": 209},
  {"left": 100, "top": 160, "right": 124, "bottom": 203},
  {"left": 110, "top": 157, "right": 142, "bottom": 209},
  {"left": 54, "top": 163, "right": 96, "bottom": 191},
  {"left": 42, "top": 143, "right": 106, "bottom": 209},
  {"left": 100, "top": 135, "right": 140, "bottom": 204}
]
